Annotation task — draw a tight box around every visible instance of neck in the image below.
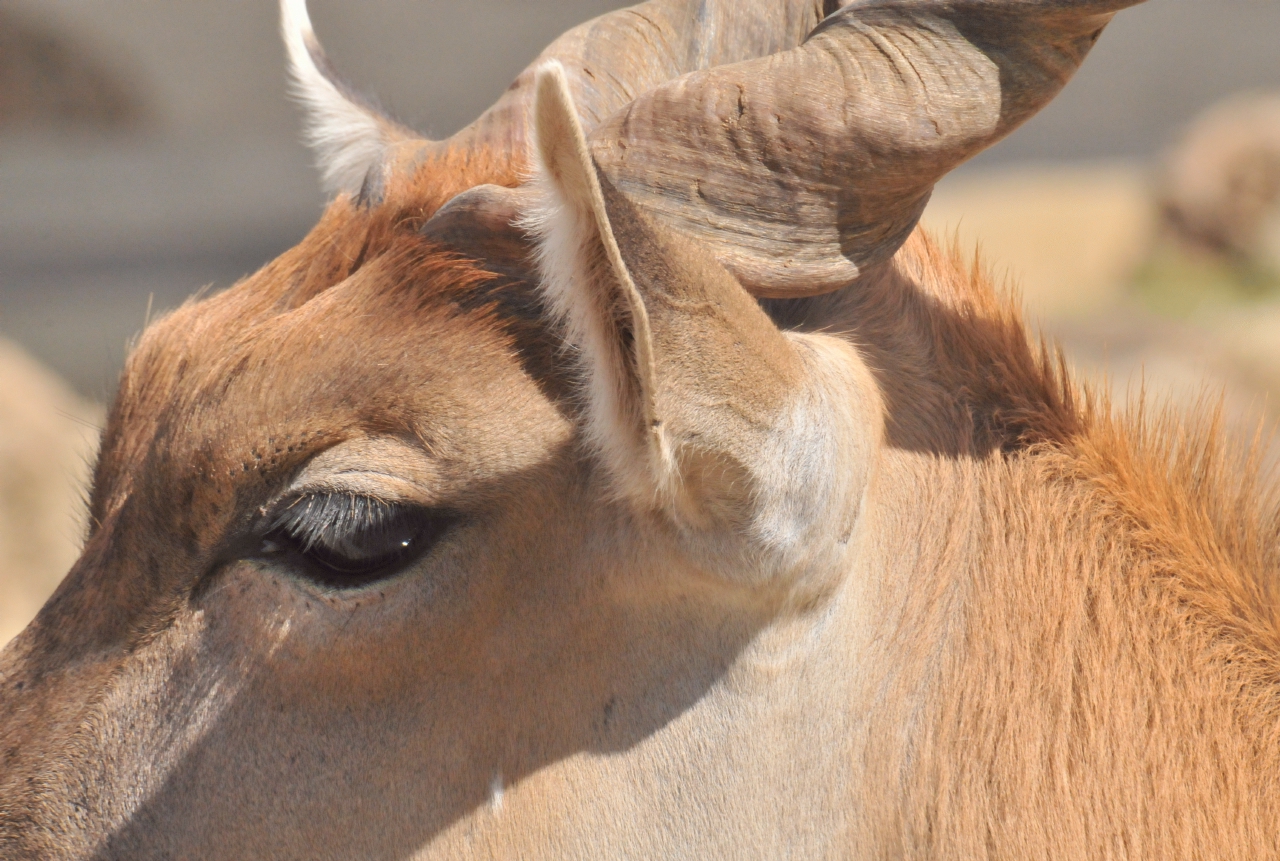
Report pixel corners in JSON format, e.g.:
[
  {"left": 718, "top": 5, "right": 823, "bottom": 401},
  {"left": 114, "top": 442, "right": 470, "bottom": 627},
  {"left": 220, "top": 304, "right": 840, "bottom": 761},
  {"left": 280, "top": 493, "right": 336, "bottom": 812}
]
[{"left": 781, "top": 231, "right": 1280, "bottom": 855}]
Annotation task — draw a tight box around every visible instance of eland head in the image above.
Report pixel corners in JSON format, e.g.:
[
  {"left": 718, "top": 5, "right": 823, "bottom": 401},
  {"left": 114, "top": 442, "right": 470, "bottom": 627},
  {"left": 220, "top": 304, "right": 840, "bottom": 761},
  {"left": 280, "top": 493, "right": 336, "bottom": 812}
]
[{"left": 12, "top": 2, "right": 1280, "bottom": 859}]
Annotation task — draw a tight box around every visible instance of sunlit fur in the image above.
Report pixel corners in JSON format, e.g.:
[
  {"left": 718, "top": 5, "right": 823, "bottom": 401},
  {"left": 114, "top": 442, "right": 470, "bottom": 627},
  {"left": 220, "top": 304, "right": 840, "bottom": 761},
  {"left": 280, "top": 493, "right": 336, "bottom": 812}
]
[
  {"left": 3, "top": 69, "right": 1280, "bottom": 861},
  {"left": 791, "top": 233, "right": 1280, "bottom": 855}
]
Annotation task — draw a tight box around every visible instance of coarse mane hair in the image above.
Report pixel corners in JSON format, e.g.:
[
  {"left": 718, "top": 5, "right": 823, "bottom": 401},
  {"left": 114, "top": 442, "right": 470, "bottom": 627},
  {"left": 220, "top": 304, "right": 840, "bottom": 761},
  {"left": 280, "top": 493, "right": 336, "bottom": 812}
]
[{"left": 830, "top": 232, "right": 1280, "bottom": 853}]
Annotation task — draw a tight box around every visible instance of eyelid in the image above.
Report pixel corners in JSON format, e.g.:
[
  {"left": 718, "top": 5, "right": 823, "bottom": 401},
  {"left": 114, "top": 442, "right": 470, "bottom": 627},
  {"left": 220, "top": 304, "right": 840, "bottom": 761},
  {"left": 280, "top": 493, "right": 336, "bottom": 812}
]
[
  {"left": 254, "top": 437, "right": 448, "bottom": 533},
  {"left": 266, "top": 488, "right": 412, "bottom": 527},
  {"left": 286, "top": 474, "right": 433, "bottom": 505},
  {"left": 282, "top": 437, "right": 444, "bottom": 506},
  {"left": 258, "top": 490, "right": 457, "bottom": 589},
  {"left": 267, "top": 492, "right": 401, "bottom": 548}
]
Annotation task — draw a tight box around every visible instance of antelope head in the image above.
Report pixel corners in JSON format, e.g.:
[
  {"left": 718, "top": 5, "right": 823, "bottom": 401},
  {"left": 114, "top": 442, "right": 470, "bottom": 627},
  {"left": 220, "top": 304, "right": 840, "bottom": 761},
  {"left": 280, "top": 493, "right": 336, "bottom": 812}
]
[{"left": 0, "top": 1, "right": 1141, "bottom": 857}]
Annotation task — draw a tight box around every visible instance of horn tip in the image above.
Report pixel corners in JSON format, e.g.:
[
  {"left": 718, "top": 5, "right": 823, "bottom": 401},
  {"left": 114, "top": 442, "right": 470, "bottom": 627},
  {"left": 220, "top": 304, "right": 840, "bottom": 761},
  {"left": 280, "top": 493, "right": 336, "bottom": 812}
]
[{"left": 280, "top": 0, "right": 312, "bottom": 35}]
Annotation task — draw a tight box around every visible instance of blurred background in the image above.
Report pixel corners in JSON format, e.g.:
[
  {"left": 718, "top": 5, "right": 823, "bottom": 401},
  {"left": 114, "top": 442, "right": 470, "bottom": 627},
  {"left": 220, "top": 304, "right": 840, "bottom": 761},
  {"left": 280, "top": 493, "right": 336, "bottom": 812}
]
[{"left": 1, "top": 0, "right": 1278, "bottom": 645}]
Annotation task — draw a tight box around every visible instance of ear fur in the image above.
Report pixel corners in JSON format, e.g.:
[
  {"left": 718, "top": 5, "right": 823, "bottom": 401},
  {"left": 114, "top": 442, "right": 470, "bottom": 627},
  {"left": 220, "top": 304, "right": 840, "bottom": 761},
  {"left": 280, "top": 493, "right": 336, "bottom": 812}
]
[
  {"left": 528, "top": 63, "right": 675, "bottom": 505},
  {"left": 280, "top": 0, "right": 414, "bottom": 195},
  {"left": 527, "top": 63, "right": 882, "bottom": 589}
]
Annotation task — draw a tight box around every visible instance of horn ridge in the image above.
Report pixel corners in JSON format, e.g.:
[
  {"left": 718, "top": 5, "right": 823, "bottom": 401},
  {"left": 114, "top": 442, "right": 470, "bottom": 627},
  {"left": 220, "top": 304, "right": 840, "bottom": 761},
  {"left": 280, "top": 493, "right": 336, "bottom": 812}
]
[
  {"left": 438, "top": 1, "right": 831, "bottom": 176},
  {"left": 586, "top": 0, "right": 1147, "bottom": 298}
]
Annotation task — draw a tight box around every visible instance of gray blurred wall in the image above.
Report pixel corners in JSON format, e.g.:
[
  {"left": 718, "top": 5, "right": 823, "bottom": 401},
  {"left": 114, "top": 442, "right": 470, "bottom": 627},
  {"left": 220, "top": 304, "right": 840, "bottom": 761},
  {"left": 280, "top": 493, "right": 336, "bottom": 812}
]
[{"left": 1, "top": 0, "right": 1277, "bottom": 398}]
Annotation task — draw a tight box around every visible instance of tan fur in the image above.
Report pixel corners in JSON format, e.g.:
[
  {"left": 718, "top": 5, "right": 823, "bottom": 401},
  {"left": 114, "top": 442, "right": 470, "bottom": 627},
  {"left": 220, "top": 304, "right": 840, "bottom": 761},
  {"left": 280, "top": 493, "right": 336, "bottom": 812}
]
[
  {"left": 4, "top": 6, "right": 1278, "bottom": 858},
  {"left": 794, "top": 233, "right": 1280, "bottom": 857},
  {"left": 4, "top": 147, "right": 1278, "bottom": 853}
]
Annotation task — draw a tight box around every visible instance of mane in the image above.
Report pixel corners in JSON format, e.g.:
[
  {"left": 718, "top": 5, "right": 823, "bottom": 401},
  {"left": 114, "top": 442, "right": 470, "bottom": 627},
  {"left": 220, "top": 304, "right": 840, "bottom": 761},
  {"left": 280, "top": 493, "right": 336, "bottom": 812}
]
[
  {"left": 848, "top": 228, "right": 1280, "bottom": 855},
  {"left": 906, "top": 225, "right": 1280, "bottom": 656},
  {"left": 1064, "top": 391, "right": 1280, "bottom": 677}
]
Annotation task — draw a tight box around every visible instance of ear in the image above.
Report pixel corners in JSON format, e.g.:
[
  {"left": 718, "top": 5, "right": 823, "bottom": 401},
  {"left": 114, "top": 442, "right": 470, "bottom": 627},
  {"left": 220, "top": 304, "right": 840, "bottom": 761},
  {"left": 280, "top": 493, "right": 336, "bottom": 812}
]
[
  {"left": 280, "top": 0, "right": 416, "bottom": 195},
  {"left": 528, "top": 64, "right": 881, "bottom": 584},
  {"left": 529, "top": 64, "right": 667, "bottom": 504}
]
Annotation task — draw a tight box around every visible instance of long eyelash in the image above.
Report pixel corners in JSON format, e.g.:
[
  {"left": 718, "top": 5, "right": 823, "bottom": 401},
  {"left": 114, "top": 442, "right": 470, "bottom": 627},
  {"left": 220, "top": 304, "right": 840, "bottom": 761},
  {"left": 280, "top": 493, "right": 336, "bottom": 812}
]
[{"left": 270, "top": 492, "right": 398, "bottom": 551}]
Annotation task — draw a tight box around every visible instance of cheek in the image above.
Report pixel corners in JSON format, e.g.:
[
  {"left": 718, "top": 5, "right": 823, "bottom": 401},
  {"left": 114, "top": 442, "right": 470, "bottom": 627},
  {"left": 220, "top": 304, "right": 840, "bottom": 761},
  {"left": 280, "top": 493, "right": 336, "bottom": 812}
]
[
  {"left": 192, "top": 458, "right": 601, "bottom": 720},
  {"left": 198, "top": 545, "right": 495, "bottom": 709}
]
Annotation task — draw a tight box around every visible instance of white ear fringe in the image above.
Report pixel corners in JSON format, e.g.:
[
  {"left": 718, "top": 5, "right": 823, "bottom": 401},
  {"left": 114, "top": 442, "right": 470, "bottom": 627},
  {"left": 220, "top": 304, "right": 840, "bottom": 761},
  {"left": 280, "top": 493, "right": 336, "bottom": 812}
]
[
  {"left": 522, "top": 63, "right": 673, "bottom": 508},
  {"left": 280, "top": 0, "right": 390, "bottom": 195},
  {"left": 524, "top": 64, "right": 873, "bottom": 582}
]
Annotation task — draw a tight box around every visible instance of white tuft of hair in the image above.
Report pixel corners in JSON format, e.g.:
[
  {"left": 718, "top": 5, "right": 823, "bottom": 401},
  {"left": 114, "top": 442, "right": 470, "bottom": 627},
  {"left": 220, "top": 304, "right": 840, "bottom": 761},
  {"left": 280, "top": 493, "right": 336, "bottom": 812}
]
[{"left": 280, "top": 0, "right": 399, "bottom": 195}]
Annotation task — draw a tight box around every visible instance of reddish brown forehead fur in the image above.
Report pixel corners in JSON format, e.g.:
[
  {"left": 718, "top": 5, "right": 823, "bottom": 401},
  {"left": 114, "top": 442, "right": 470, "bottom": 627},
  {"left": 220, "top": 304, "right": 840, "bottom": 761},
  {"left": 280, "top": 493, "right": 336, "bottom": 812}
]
[{"left": 89, "top": 150, "right": 528, "bottom": 546}]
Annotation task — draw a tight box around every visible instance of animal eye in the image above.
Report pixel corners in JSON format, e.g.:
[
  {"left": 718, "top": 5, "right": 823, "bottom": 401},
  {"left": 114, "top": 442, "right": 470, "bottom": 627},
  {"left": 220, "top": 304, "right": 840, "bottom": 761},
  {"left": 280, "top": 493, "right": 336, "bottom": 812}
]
[{"left": 261, "top": 493, "right": 456, "bottom": 588}]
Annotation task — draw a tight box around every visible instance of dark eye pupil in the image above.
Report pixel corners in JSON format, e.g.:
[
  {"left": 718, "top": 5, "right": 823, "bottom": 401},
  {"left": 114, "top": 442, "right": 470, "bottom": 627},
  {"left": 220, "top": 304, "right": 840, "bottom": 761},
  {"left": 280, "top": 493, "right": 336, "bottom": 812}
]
[
  {"left": 262, "top": 494, "right": 454, "bottom": 587},
  {"left": 303, "top": 519, "right": 420, "bottom": 576}
]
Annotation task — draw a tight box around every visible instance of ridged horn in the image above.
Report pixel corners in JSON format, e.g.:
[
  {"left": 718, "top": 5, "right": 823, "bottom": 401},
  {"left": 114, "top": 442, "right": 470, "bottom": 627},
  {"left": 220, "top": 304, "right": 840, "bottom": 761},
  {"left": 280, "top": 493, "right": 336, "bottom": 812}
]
[
  {"left": 284, "top": 0, "right": 835, "bottom": 196},
  {"left": 588, "top": 0, "right": 1148, "bottom": 298},
  {"left": 450, "top": 0, "right": 833, "bottom": 166}
]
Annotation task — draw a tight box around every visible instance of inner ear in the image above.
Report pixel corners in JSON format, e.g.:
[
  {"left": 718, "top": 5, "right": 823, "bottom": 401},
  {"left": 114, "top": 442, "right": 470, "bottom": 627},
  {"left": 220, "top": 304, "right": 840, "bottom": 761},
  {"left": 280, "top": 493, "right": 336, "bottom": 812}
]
[{"left": 529, "top": 63, "right": 673, "bottom": 502}]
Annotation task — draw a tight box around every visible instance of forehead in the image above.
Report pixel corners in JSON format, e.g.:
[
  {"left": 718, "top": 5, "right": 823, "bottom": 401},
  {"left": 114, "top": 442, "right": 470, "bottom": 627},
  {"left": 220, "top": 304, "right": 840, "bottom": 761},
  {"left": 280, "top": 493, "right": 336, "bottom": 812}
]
[{"left": 92, "top": 203, "right": 562, "bottom": 545}]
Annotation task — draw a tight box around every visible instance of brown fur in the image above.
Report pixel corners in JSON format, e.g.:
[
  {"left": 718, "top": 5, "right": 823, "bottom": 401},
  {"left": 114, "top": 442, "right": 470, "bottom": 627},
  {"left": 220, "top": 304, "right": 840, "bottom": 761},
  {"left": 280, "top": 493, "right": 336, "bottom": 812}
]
[
  {"left": 824, "top": 234, "right": 1280, "bottom": 856},
  {"left": 3, "top": 145, "right": 1280, "bottom": 857}
]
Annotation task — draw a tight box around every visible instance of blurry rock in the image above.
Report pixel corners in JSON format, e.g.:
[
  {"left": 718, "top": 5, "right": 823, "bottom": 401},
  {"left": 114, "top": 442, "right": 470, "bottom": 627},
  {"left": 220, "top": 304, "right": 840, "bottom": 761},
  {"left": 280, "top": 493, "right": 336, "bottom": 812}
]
[
  {"left": 1159, "top": 92, "right": 1280, "bottom": 269},
  {"left": 922, "top": 163, "right": 1157, "bottom": 319},
  {"left": 0, "top": 6, "right": 144, "bottom": 131},
  {"left": 0, "top": 338, "right": 100, "bottom": 648},
  {"left": 920, "top": 162, "right": 1280, "bottom": 441}
]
